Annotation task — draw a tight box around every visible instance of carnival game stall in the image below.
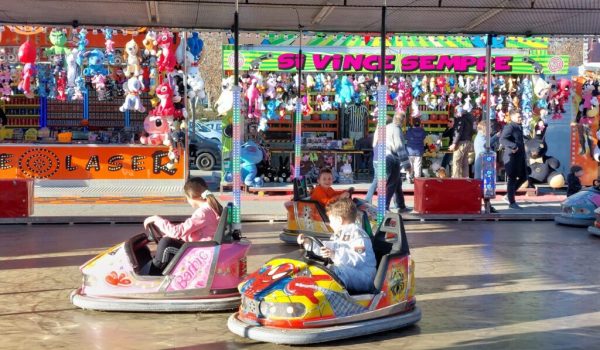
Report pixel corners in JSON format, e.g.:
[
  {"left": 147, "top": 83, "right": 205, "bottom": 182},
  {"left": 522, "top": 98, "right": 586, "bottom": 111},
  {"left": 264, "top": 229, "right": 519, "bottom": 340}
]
[
  {"left": 0, "top": 25, "right": 208, "bottom": 184},
  {"left": 217, "top": 34, "right": 570, "bottom": 192}
]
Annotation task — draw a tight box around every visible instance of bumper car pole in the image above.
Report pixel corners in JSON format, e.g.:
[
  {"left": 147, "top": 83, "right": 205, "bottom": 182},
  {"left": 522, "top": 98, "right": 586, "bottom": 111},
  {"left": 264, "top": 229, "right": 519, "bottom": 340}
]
[
  {"left": 232, "top": 4, "right": 242, "bottom": 228},
  {"left": 376, "top": 4, "right": 387, "bottom": 225}
]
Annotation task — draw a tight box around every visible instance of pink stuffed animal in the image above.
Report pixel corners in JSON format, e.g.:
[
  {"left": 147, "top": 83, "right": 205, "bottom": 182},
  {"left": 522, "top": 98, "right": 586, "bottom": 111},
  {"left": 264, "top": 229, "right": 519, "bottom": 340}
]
[
  {"left": 156, "top": 30, "right": 176, "bottom": 73},
  {"left": 140, "top": 114, "right": 171, "bottom": 146},
  {"left": 56, "top": 71, "right": 67, "bottom": 101},
  {"left": 435, "top": 76, "right": 446, "bottom": 96},
  {"left": 0, "top": 63, "right": 13, "bottom": 102},
  {"left": 246, "top": 77, "right": 261, "bottom": 118},
  {"left": 152, "top": 82, "right": 175, "bottom": 117}
]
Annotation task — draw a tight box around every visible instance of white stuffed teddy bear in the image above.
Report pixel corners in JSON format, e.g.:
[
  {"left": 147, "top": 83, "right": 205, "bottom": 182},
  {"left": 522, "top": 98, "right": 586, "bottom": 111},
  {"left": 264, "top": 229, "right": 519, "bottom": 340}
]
[
  {"left": 215, "top": 76, "right": 234, "bottom": 115},
  {"left": 123, "top": 39, "right": 142, "bottom": 77}
]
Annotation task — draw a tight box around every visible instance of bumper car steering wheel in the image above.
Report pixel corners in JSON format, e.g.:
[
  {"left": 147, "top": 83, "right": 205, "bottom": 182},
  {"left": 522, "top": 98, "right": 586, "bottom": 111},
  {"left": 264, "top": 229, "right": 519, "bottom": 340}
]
[
  {"left": 146, "top": 223, "right": 164, "bottom": 243},
  {"left": 301, "top": 236, "right": 332, "bottom": 266}
]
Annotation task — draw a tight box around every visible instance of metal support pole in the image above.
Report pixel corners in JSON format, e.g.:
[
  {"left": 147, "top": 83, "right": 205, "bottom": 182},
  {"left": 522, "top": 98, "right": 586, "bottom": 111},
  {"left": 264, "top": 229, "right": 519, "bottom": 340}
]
[
  {"left": 482, "top": 33, "right": 497, "bottom": 213},
  {"left": 182, "top": 31, "right": 190, "bottom": 182},
  {"left": 294, "top": 28, "right": 302, "bottom": 179},
  {"left": 376, "top": 4, "right": 387, "bottom": 224},
  {"left": 232, "top": 2, "right": 242, "bottom": 227}
]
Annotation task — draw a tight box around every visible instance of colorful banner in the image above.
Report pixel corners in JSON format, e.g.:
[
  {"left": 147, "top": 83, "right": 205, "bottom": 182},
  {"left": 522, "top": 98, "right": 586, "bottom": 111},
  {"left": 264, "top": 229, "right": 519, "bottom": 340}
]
[
  {"left": 0, "top": 145, "right": 184, "bottom": 180},
  {"left": 570, "top": 125, "right": 598, "bottom": 186},
  {"left": 222, "top": 49, "right": 569, "bottom": 75}
]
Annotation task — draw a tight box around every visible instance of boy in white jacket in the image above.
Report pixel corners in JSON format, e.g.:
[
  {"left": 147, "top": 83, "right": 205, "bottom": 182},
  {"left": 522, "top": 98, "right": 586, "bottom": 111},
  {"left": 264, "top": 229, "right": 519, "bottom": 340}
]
[{"left": 298, "top": 199, "right": 376, "bottom": 293}]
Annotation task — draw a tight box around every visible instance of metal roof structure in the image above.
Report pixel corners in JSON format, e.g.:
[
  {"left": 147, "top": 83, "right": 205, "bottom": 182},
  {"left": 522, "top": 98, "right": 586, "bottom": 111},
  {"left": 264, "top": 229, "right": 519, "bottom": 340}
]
[{"left": 1, "top": 1, "right": 600, "bottom": 35}]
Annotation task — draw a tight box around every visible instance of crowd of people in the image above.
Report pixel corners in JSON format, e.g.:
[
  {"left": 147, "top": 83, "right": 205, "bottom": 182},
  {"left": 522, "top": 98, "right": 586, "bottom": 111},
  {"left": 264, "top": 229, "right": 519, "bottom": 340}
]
[{"left": 365, "top": 107, "right": 538, "bottom": 211}]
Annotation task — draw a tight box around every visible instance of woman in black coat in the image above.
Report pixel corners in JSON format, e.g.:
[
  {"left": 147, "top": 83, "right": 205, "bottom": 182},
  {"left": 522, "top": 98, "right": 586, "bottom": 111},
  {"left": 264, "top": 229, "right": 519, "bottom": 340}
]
[{"left": 500, "top": 112, "right": 527, "bottom": 209}]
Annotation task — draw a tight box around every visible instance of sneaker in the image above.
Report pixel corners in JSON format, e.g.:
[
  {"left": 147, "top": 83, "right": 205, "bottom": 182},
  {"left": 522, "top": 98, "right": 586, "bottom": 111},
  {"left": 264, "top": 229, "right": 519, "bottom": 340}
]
[
  {"left": 489, "top": 206, "right": 498, "bottom": 213},
  {"left": 502, "top": 195, "right": 510, "bottom": 205},
  {"left": 508, "top": 203, "right": 523, "bottom": 210},
  {"left": 398, "top": 206, "right": 412, "bottom": 213}
]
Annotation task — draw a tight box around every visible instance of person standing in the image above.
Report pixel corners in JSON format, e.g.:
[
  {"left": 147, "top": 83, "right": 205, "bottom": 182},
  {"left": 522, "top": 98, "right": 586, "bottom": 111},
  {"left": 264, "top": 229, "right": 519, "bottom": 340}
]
[
  {"left": 372, "top": 111, "right": 411, "bottom": 212},
  {"left": 448, "top": 107, "right": 475, "bottom": 178},
  {"left": 405, "top": 117, "right": 426, "bottom": 183},
  {"left": 440, "top": 117, "right": 455, "bottom": 173},
  {"left": 500, "top": 112, "right": 527, "bottom": 210}
]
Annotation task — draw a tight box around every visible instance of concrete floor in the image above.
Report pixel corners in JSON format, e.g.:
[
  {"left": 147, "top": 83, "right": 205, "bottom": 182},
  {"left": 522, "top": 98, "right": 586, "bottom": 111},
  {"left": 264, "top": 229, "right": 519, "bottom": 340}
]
[{"left": 1, "top": 221, "right": 599, "bottom": 350}]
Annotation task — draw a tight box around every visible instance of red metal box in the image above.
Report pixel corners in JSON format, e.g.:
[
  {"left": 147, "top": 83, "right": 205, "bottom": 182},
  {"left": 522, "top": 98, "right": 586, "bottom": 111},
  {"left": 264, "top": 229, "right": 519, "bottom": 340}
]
[
  {"left": 413, "top": 178, "right": 482, "bottom": 214},
  {"left": 0, "top": 179, "right": 34, "bottom": 217}
]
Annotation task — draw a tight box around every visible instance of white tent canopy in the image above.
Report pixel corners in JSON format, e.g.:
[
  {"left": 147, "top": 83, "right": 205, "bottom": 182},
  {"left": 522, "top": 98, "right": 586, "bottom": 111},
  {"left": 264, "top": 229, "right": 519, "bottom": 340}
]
[{"left": 2, "top": 0, "right": 600, "bottom": 35}]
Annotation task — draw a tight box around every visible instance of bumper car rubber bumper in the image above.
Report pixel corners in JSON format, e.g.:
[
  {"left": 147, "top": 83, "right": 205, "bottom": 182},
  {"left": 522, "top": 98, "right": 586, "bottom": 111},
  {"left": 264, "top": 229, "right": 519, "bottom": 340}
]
[
  {"left": 70, "top": 288, "right": 240, "bottom": 312},
  {"left": 227, "top": 306, "right": 421, "bottom": 345},
  {"left": 587, "top": 225, "right": 600, "bottom": 236},
  {"left": 553, "top": 215, "right": 594, "bottom": 227}
]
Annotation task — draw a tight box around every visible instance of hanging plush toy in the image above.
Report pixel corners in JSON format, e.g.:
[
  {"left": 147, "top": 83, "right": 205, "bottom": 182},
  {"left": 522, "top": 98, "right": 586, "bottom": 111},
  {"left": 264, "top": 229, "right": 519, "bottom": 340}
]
[
  {"left": 123, "top": 39, "right": 142, "bottom": 77},
  {"left": 0, "top": 63, "right": 13, "bottom": 102},
  {"left": 551, "top": 78, "right": 571, "bottom": 119},
  {"left": 215, "top": 76, "right": 234, "bottom": 115},
  {"left": 17, "top": 41, "right": 37, "bottom": 98},
  {"left": 119, "top": 77, "right": 146, "bottom": 113},
  {"left": 56, "top": 71, "right": 67, "bottom": 101},
  {"left": 91, "top": 74, "right": 107, "bottom": 101},
  {"left": 187, "top": 67, "right": 206, "bottom": 100},
  {"left": 156, "top": 30, "right": 176, "bottom": 73},
  {"left": 83, "top": 49, "right": 108, "bottom": 77},
  {"left": 65, "top": 49, "right": 79, "bottom": 94},
  {"left": 152, "top": 81, "right": 175, "bottom": 117},
  {"left": 520, "top": 77, "right": 534, "bottom": 135},
  {"left": 533, "top": 76, "right": 550, "bottom": 121},
  {"left": 140, "top": 114, "right": 170, "bottom": 146},
  {"left": 187, "top": 32, "right": 204, "bottom": 61},
  {"left": 142, "top": 31, "right": 158, "bottom": 56},
  {"left": 45, "top": 29, "right": 71, "bottom": 56},
  {"left": 246, "top": 77, "right": 261, "bottom": 118},
  {"left": 103, "top": 28, "right": 115, "bottom": 65}
]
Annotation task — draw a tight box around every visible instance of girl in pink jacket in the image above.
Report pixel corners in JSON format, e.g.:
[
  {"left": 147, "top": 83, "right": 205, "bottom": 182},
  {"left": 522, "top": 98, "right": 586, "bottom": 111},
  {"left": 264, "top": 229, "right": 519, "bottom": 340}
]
[{"left": 144, "top": 177, "right": 222, "bottom": 271}]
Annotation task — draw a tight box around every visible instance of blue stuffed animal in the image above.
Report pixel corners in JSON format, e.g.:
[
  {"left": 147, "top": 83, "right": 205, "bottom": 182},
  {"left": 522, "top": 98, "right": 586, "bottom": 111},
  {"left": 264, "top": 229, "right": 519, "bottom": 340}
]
[
  {"left": 411, "top": 76, "right": 422, "bottom": 98},
  {"left": 187, "top": 32, "right": 204, "bottom": 61},
  {"left": 240, "top": 140, "right": 264, "bottom": 186},
  {"left": 83, "top": 49, "right": 108, "bottom": 77}
]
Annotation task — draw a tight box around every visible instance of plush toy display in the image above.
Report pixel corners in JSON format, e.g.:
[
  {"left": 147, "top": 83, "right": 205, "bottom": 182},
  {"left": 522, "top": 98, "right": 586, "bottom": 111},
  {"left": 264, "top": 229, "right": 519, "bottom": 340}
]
[
  {"left": 140, "top": 114, "right": 170, "bottom": 146},
  {"left": 187, "top": 32, "right": 204, "bottom": 61},
  {"left": 240, "top": 140, "right": 264, "bottom": 186},
  {"left": 17, "top": 41, "right": 37, "bottom": 98},
  {"left": 119, "top": 77, "right": 146, "bottom": 113},
  {"left": 216, "top": 76, "right": 234, "bottom": 115},
  {"left": 83, "top": 49, "right": 108, "bottom": 77},
  {"left": 123, "top": 39, "right": 142, "bottom": 77},
  {"left": 103, "top": 28, "right": 115, "bottom": 64},
  {"left": 0, "top": 63, "right": 13, "bottom": 101},
  {"left": 152, "top": 82, "right": 175, "bottom": 117},
  {"left": 45, "top": 29, "right": 71, "bottom": 57},
  {"left": 550, "top": 78, "right": 571, "bottom": 120},
  {"left": 156, "top": 30, "right": 176, "bottom": 73},
  {"left": 142, "top": 31, "right": 158, "bottom": 56},
  {"left": 525, "top": 138, "right": 565, "bottom": 189}
]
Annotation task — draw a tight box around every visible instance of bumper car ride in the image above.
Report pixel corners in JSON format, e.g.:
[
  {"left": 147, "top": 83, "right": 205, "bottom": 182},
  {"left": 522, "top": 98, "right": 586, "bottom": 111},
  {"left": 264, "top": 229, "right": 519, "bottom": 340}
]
[
  {"left": 71, "top": 204, "right": 251, "bottom": 312},
  {"left": 554, "top": 188, "right": 600, "bottom": 227},
  {"left": 229, "top": 213, "right": 421, "bottom": 345},
  {"left": 281, "top": 179, "right": 379, "bottom": 243},
  {"left": 587, "top": 208, "right": 600, "bottom": 236}
]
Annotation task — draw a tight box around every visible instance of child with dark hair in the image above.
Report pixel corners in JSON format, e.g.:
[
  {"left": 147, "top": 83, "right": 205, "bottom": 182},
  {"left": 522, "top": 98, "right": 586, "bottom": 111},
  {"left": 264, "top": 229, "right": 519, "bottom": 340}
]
[
  {"left": 566, "top": 165, "right": 584, "bottom": 197},
  {"left": 310, "top": 168, "right": 352, "bottom": 207},
  {"left": 297, "top": 198, "right": 376, "bottom": 293},
  {"left": 144, "top": 177, "right": 223, "bottom": 270}
]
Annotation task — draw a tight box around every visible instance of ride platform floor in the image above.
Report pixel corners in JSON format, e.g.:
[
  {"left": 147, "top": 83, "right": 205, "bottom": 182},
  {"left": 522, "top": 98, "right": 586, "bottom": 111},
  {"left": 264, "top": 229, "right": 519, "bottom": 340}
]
[{"left": 1, "top": 221, "right": 599, "bottom": 349}]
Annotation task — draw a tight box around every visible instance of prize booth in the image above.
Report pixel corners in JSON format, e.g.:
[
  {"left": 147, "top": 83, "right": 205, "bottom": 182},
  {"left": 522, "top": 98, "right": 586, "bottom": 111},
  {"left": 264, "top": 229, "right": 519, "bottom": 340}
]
[
  {"left": 218, "top": 34, "right": 570, "bottom": 194},
  {"left": 0, "top": 26, "right": 206, "bottom": 187}
]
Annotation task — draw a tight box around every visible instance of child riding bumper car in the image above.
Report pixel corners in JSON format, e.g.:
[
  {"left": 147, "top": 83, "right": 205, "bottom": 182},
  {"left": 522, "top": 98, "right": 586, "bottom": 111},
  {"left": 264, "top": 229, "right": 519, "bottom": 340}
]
[
  {"left": 70, "top": 204, "right": 251, "bottom": 312},
  {"left": 280, "top": 178, "right": 378, "bottom": 244},
  {"left": 554, "top": 182, "right": 600, "bottom": 227},
  {"left": 228, "top": 212, "right": 421, "bottom": 345}
]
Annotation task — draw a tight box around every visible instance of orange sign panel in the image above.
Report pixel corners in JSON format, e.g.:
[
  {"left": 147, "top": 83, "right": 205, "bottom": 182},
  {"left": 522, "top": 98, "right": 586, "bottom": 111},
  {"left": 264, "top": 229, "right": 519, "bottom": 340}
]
[
  {"left": 570, "top": 124, "right": 598, "bottom": 186},
  {"left": 0, "top": 145, "right": 184, "bottom": 180}
]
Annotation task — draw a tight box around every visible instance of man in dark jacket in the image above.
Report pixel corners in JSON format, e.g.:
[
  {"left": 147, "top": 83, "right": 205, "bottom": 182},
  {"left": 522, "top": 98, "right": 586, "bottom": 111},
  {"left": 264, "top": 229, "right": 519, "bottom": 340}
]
[
  {"left": 448, "top": 107, "right": 475, "bottom": 178},
  {"left": 500, "top": 112, "right": 527, "bottom": 209}
]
